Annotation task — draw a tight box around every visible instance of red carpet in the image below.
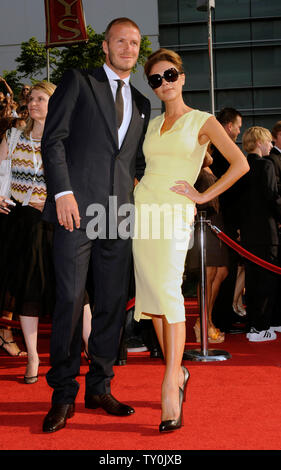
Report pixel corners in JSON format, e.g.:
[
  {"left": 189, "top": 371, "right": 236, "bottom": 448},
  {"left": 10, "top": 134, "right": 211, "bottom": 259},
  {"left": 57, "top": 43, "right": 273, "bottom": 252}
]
[{"left": 1, "top": 310, "right": 281, "bottom": 451}]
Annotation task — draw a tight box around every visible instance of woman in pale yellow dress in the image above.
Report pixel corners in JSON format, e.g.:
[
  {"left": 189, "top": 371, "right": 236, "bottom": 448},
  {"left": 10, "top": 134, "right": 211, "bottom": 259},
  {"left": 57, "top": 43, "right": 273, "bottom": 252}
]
[{"left": 133, "top": 49, "right": 249, "bottom": 433}]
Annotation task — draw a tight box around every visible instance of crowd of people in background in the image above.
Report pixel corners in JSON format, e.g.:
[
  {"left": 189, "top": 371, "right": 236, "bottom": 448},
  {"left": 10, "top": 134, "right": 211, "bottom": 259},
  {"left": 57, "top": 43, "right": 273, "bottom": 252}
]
[
  {"left": 0, "top": 77, "right": 30, "bottom": 140},
  {"left": 0, "top": 75, "right": 281, "bottom": 387},
  {"left": 207, "top": 108, "right": 281, "bottom": 343},
  {"left": 0, "top": 77, "right": 32, "bottom": 362}
]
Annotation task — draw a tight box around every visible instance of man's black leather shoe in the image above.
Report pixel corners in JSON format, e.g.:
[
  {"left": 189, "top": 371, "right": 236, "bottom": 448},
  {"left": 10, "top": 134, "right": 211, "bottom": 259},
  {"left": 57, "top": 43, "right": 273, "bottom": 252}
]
[
  {"left": 42, "top": 403, "right": 75, "bottom": 433},
  {"left": 150, "top": 347, "right": 164, "bottom": 359},
  {"left": 225, "top": 326, "right": 247, "bottom": 334},
  {"left": 85, "top": 393, "right": 135, "bottom": 416}
]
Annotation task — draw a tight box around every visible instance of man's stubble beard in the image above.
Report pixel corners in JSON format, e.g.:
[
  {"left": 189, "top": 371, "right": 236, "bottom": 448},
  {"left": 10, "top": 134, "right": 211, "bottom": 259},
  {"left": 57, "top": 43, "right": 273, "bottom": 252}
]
[{"left": 107, "top": 50, "right": 137, "bottom": 74}]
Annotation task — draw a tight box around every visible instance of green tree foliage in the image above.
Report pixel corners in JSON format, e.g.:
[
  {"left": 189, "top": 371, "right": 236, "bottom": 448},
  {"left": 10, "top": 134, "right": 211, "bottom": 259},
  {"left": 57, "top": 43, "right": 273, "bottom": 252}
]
[
  {"left": 50, "top": 26, "right": 106, "bottom": 83},
  {"left": 3, "top": 25, "right": 152, "bottom": 87},
  {"left": 15, "top": 37, "right": 60, "bottom": 80}
]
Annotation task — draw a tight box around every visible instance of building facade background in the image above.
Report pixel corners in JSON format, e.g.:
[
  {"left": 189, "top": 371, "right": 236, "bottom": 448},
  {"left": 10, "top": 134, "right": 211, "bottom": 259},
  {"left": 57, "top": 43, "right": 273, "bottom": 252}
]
[
  {"left": 1, "top": 1, "right": 281, "bottom": 134},
  {"left": 158, "top": 0, "right": 281, "bottom": 141}
]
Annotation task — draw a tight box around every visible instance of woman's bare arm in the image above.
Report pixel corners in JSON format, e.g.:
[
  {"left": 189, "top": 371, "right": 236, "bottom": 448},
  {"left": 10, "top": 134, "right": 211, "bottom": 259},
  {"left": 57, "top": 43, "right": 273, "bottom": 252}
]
[{"left": 170, "top": 116, "right": 249, "bottom": 203}]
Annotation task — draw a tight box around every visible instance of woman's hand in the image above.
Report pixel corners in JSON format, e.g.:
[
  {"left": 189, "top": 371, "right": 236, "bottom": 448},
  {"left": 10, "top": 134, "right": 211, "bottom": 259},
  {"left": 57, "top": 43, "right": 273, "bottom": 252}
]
[
  {"left": 170, "top": 180, "right": 206, "bottom": 204},
  {"left": 29, "top": 198, "right": 46, "bottom": 213},
  {"left": 0, "top": 196, "right": 11, "bottom": 214}
]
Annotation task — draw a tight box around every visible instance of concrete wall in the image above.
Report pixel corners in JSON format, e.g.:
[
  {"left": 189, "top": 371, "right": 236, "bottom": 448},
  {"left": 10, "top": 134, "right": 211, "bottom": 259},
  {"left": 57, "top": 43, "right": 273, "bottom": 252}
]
[{"left": 0, "top": 0, "right": 161, "bottom": 114}]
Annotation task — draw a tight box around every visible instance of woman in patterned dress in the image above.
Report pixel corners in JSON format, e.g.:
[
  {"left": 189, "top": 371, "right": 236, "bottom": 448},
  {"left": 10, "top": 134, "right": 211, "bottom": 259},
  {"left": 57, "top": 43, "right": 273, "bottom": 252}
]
[{"left": 0, "top": 81, "right": 56, "bottom": 383}]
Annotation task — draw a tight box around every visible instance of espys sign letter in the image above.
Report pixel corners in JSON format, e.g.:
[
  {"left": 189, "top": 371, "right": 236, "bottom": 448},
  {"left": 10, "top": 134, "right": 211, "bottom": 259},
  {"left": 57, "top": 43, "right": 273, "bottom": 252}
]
[{"left": 45, "top": 0, "right": 88, "bottom": 47}]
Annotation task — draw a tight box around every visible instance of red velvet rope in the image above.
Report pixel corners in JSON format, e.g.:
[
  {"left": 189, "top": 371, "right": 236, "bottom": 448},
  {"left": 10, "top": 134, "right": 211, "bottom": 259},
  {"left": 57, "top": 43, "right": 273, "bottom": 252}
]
[
  {"left": 210, "top": 225, "right": 281, "bottom": 275},
  {"left": 1, "top": 227, "right": 280, "bottom": 331},
  {"left": 0, "top": 317, "right": 51, "bottom": 331}
]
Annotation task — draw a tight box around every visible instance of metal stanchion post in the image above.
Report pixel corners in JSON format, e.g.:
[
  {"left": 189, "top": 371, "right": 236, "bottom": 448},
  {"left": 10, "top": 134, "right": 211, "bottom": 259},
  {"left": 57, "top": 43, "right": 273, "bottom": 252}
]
[{"left": 183, "top": 211, "right": 231, "bottom": 362}]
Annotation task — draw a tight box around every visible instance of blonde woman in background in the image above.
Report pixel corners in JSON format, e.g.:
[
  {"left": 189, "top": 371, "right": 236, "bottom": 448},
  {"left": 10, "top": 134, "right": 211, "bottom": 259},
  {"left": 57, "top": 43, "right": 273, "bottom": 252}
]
[{"left": 0, "top": 82, "right": 56, "bottom": 383}]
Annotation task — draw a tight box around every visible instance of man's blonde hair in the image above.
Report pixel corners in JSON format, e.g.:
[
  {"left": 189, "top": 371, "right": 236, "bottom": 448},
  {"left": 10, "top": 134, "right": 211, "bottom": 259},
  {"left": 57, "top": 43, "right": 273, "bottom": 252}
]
[{"left": 242, "top": 126, "right": 272, "bottom": 153}]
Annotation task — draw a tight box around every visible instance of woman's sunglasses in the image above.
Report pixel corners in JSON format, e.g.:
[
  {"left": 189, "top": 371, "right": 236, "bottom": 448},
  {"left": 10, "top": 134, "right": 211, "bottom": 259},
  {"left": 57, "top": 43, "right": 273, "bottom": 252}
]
[{"left": 148, "top": 68, "right": 180, "bottom": 89}]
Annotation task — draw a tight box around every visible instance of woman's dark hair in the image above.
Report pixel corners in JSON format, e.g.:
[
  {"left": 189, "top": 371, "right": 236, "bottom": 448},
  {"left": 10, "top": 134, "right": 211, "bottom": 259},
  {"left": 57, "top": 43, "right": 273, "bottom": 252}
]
[{"left": 144, "top": 48, "right": 184, "bottom": 78}]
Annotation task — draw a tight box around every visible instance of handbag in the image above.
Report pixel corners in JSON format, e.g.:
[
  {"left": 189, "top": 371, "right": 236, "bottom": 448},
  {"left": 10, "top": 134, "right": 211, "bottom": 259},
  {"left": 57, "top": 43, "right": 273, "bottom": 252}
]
[{"left": 0, "top": 127, "right": 22, "bottom": 197}]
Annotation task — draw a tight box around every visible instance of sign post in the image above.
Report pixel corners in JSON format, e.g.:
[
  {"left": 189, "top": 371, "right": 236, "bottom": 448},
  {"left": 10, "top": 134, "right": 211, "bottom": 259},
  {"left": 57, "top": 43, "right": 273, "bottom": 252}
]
[
  {"left": 44, "top": 0, "right": 88, "bottom": 78},
  {"left": 196, "top": 0, "right": 216, "bottom": 114}
]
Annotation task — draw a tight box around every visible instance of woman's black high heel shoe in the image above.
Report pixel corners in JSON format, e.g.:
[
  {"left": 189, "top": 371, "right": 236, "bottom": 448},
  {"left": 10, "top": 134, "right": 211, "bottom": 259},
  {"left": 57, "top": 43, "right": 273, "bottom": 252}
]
[
  {"left": 159, "top": 366, "right": 190, "bottom": 433},
  {"left": 159, "top": 388, "right": 184, "bottom": 433},
  {"left": 24, "top": 358, "right": 40, "bottom": 384},
  {"left": 181, "top": 365, "right": 190, "bottom": 402}
]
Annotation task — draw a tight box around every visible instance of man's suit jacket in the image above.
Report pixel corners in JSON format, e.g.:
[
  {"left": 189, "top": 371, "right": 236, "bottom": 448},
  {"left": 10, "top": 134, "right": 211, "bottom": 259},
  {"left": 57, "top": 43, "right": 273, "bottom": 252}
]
[
  {"left": 267, "top": 146, "right": 281, "bottom": 196},
  {"left": 239, "top": 153, "right": 281, "bottom": 248},
  {"left": 41, "top": 67, "right": 151, "bottom": 229}
]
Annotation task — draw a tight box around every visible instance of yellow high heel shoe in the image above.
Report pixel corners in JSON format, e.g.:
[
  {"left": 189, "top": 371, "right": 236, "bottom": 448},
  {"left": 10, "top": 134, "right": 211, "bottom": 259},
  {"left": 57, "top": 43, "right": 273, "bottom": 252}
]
[
  {"left": 193, "top": 321, "right": 225, "bottom": 343},
  {"left": 208, "top": 325, "right": 225, "bottom": 343}
]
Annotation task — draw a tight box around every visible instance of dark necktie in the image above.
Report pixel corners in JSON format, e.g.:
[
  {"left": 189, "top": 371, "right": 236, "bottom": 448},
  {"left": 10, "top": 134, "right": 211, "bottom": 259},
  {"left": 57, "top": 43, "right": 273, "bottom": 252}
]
[{"left": 115, "top": 79, "right": 125, "bottom": 128}]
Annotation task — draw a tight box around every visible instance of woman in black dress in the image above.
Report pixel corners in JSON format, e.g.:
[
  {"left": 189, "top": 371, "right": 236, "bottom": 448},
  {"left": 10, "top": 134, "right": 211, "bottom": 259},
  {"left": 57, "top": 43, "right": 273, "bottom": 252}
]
[{"left": 186, "top": 154, "right": 228, "bottom": 342}]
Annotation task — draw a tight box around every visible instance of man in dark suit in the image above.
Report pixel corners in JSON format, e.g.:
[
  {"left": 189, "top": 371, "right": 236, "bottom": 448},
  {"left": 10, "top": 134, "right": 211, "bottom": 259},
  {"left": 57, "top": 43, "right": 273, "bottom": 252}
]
[
  {"left": 268, "top": 120, "right": 281, "bottom": 194},
  {"left": 267, "top": 121, "right": 281, "bottom": 328},
  {"left": 240, "top": 126, "right": 281, "bottom": 341},
  {"left": 41, "top": 17, "right": 151, "bottom": 433}
]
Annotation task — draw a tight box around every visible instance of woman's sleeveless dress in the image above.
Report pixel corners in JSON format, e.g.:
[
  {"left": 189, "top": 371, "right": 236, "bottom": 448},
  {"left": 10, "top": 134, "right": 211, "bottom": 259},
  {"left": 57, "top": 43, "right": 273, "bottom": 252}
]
[{"left": 133, "top": 110, "right": 212, "bottom": 323}]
